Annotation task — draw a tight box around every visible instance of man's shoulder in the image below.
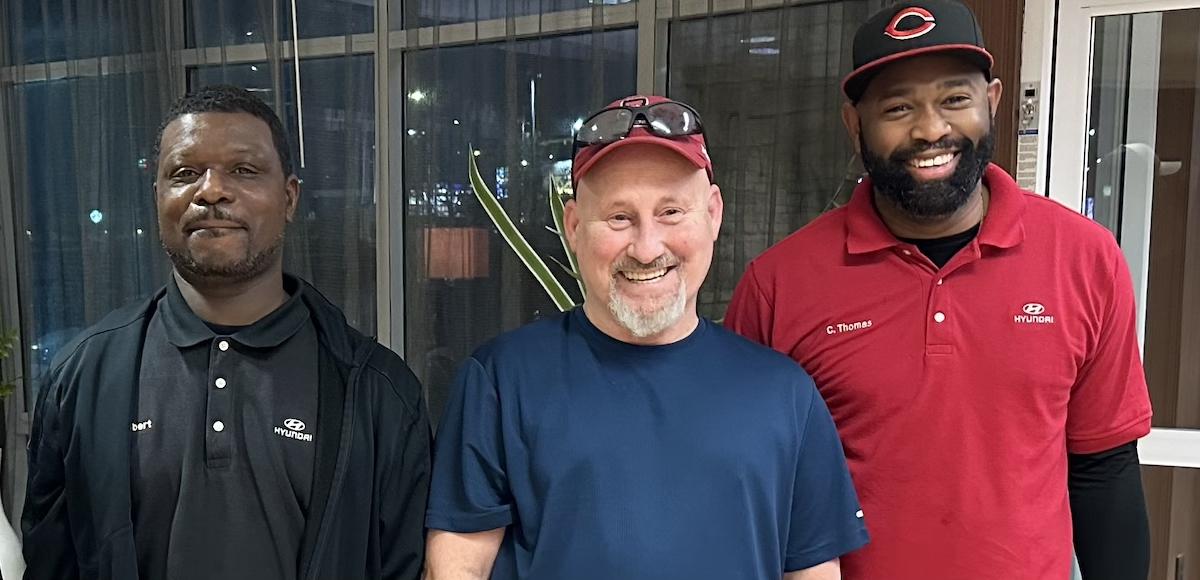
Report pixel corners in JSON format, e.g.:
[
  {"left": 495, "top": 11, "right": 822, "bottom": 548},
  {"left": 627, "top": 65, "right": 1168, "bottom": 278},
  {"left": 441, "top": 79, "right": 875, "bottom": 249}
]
[
  {"left": 1020, "top": 191, "right": 1125, "bottom": 264},
  {"left": 470, "top": 310, "right": 575, "bottom": 363},
  {"left": 706, "top": 322, "right": 816, "bottom": 382},
  {"left": 750, "top": 206, "right": 850, "bottom": 272},
  {"left": 48, "top": 292, "right": 162, "bottom": 375}
]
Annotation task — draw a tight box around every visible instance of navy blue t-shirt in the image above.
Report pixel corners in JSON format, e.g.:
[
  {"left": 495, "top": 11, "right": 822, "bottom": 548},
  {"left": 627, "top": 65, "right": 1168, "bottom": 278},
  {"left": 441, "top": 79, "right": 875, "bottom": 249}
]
[{"left": 427, "top": 308, "right": 868, "bottom": 579}]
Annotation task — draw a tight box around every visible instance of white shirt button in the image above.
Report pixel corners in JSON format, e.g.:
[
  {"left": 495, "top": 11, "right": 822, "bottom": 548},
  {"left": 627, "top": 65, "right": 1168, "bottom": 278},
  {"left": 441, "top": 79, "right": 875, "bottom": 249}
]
[
  {"left": 934, "top": 312, "right": 946, "bottom": 323},
  {"left": 902, "top": 249, "right": 912, "bottom": 256},
  {"left": 213, "top": 421, "right": 225, "bottom": 432},
  {"left": 218, "top": 340, "right": 230, "bottom": 351},
  {"left": 215, "top": 378, "right": 227, "bottom": 389},
  {"left": 937, "top": 279, "right": 944, "bottom": 286}
]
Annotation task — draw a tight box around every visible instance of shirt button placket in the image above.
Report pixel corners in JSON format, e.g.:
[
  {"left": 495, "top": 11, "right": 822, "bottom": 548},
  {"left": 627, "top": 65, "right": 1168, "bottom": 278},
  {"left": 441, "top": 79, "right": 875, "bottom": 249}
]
[
  {"left": 927, "top": 274, "right": 954, "bottom": 353},
  {"left": 207, "top": 338, "right": 234, "bottom": 466}
]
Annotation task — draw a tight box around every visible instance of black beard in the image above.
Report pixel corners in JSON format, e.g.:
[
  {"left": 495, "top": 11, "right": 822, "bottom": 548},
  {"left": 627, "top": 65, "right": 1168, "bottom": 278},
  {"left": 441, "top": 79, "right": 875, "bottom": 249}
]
[
  {"left": 163, "top": 230, "right": 285, "bottom": 286},
  {"left": 859, "top": 125, "right": 995, "bottom": 222}
]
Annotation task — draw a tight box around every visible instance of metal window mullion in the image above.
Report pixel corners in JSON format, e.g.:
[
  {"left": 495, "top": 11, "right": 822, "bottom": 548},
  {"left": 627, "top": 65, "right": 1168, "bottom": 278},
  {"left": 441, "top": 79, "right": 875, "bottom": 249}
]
[
  {"left": 637, "top": 0, "right": 658, "bottom": 93},
  {"left": 375, "top": 0, "right": 396, "bottom": 350},
  {"left": 0, "top": 56, "right": 31, "bottom": 532},
  {"left": 386, "top": 5, "right": 638, "bottom": 51}
]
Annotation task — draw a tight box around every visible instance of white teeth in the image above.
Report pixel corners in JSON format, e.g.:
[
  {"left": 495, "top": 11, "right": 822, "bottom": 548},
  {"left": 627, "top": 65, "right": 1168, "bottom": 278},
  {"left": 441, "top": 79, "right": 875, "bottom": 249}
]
[
  {"left": 912, "top": 153, "right": 956, "bottom": 168},
  {"left": 623, "top": 268, "right": 669, "bottom": 282}
]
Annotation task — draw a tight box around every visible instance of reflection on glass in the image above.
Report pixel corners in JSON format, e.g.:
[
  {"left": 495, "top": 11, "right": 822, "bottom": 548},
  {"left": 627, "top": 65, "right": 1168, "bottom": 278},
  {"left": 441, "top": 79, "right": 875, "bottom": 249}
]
[
  {"left": 14, "top": 74, "right": 167, "bottom": 392},
  {"left": 192, "top": 56, "right": 378, "bottom": 333},
  {"left": 1083, "top": 14, "right": 1134, "bottom": 234},
  {"left": 401, "top": 0, "right": 622, "bottom": 28},
  {"left": 6, "top": 0, "right": 138, "bottom": 64},
  {"left": 186, "top": 0, "right": 373, "bottom": 48},
  {"left": 669, "top": 2, "right": 867, "bottom": 318},
  {"left": 402, "top": 31, "right": 637, "bottom": 426}
]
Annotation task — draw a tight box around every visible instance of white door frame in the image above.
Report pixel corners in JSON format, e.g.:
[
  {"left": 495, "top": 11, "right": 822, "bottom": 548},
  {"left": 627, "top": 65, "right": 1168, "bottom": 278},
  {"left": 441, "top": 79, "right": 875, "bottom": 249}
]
[{"left": 1048, "top": 0, "right": 1200, "bottom": 469}]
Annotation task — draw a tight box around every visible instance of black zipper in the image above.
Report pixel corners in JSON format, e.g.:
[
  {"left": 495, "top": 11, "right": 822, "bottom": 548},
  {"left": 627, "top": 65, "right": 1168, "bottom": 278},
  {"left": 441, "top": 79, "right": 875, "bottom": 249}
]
[{"left": 298, "top": 337, "right": 377, "bottom": 580}]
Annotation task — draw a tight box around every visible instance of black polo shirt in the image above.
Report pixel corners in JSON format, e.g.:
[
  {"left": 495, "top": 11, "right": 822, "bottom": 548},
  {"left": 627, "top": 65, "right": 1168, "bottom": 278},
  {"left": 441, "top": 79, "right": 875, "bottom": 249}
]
[{"left": 131, "top": 276, "right": 320, "bottom": 580}]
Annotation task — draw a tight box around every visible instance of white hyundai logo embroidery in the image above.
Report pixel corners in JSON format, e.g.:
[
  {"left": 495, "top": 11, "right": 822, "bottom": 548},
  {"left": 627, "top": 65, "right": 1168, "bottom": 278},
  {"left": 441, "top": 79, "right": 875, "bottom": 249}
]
[
  {"left": 284, "top": 418, "right": 306, "bottom": 432},
  {"left": 1023, "top": 303, "right": 1046, "bottom": 315}
]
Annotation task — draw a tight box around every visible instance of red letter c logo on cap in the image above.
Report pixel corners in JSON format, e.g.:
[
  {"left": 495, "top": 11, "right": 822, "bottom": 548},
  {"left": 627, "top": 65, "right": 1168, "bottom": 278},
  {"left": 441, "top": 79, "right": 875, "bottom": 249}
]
[{"left": 885, "top": 7, "right": 936, "bottom": 40}]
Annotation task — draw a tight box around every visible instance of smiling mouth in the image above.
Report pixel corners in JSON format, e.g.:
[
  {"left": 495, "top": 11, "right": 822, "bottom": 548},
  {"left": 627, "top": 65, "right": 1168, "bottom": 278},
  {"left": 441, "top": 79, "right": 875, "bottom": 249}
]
[
  {"left": 909, "top": 152, "right": 959, "bottom": 169},
  {"left": 620, "top": 266, "right": 675, "bottom": 282}
]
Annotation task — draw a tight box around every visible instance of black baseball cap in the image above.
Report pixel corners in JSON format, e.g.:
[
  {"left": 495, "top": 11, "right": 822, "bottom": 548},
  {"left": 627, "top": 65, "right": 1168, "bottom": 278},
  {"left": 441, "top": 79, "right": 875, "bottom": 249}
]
[{"left": 842, "top": 0, "right": 994, "bottom": 102}]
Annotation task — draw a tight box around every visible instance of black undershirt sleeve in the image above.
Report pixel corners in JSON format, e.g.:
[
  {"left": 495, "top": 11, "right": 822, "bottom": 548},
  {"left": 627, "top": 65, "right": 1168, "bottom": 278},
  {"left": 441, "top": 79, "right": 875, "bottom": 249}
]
[{"left": 1068, "top": 442, "right": 1150, "bottom": 580}]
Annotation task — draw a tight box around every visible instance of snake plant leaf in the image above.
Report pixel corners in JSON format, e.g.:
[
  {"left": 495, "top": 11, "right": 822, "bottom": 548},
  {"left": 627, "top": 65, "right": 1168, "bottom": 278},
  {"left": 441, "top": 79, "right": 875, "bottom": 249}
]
[
  {"left": 548, "top": 255, "right": 582, "bottom": 280},
  {"left": 548, "top": 178, "right": 585, "bottom": 297},
  {"left": 468, "top": 153, "right": 576, "bottom": 312}
]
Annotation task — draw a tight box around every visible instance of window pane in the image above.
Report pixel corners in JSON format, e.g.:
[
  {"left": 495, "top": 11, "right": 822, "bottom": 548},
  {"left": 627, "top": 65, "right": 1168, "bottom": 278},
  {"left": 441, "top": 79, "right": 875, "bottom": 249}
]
[
  {"left": 400, "top": 0, "right": 625, "bottom": 28},
  {"left": 12, "top": 74, "right": 167, "bottom": 389},
  {"left": 402, "top": 30, "right": 636, "bottom": 426},
  {"left": 191, "top": 55, "right": 378, "bottom": 333},
  {"left": 6, "top": 0, "right": 138, "bottom": 64},
  {"left": 669, "top": 2, "right": 873, "bottom": 319},
  {"left": 186, "top": 0, "right": 373, "bottom": 48}
]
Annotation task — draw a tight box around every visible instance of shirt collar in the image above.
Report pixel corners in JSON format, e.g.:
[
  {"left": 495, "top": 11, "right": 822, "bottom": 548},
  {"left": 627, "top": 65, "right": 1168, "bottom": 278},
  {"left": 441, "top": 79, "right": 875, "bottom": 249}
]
[
  {"left": 845, "top": 163, "right": 1027, "bottom": 255},
  {"left": 161, "top": 273, "right": 311, "bottom": 349}
]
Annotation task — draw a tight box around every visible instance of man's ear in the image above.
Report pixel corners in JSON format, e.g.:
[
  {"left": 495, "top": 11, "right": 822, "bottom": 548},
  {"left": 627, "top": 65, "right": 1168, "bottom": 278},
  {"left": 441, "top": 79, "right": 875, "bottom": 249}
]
[
  {"left": 987, "top": 78, "right": 1004, "bottom": 119},
  {"left": 842, "top": 102, "right": 862, "bottom": 155},
  {"left": 284, "top": 175, "right": 301, "bottom": 223},
  {"left": 707, "top": 184, "right": 724, "bottom": 241},
  {"left": 563, "top": 197, "right": 580, "bottom": 253}
]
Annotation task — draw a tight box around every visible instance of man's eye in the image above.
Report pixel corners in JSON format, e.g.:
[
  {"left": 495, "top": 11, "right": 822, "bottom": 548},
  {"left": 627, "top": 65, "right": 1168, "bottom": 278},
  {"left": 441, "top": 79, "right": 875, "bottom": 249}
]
[
  {"left": 234, "top": 166, "right": 256, "bottom": 175},
  {"left": 172, "top": 169, "right": 199, "bottom": 180}
]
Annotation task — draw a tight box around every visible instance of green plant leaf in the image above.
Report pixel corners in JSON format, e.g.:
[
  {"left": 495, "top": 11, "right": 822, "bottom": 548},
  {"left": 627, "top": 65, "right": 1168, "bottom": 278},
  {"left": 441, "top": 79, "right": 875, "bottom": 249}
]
[
  {"left": 548, "top": 177, "right": 585, "bottom": 297},
  {"left": 548, "top": 256, "right": 582, "bottom": 280},
  {"left": 469, "top": 152, "right": 576, "bottom": 312}
]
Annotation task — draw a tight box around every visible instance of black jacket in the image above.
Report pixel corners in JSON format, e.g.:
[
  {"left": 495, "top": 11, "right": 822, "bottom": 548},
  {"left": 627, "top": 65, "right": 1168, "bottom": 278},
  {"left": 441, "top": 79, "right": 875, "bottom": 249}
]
[{"left": 22, "top": 279, "right": 431, "bottom": 580}]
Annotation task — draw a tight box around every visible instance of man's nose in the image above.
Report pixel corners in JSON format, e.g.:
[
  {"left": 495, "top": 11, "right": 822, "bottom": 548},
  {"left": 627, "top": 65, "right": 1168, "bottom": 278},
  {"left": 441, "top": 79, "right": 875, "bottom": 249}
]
[
  {"left": 627, "top": 222, "right": 667, "bottom": 265},
  {"left": 193, "top": 169, "right": 234, "bottom": 206},
  {"left": 910, "top": 107, "right": 953, "bottom": 146}
]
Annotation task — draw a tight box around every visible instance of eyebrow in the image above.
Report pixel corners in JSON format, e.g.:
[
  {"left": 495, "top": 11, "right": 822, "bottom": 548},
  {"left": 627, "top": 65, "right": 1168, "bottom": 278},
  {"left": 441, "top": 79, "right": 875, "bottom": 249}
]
[
  {"left": 162, "top": 146, "right": 272, "bottom": 166},
  {"left": 875, "top": 76, "right": 978, "bottom": 101}
]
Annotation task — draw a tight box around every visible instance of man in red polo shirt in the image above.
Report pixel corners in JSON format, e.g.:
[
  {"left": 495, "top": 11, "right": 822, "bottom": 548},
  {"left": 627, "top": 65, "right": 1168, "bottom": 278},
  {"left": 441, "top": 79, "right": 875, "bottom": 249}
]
[{"left": 725, "top": 1, "right": 1153, "bottom": 579}]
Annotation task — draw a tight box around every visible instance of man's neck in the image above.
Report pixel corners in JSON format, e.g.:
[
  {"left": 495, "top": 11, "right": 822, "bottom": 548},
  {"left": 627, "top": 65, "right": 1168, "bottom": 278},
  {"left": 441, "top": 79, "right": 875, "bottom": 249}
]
[
  {"left": 873, "top": 182, "right": 989, "bottom": 240},
  {"left": 581, "top": 300, "right": 700, "bottom": 346},
  {"left": 174, "top": 267, "right": 290, "bottom": 327}
]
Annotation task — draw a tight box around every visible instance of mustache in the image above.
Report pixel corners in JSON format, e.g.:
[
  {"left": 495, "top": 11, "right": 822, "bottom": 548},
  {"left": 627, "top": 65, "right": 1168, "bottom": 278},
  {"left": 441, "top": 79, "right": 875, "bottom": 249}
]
[
  {"left": 610, "top": 254, "right": 679, "bottom": 274},
  {"left": 888, "top": 136, "right": 972, "bottom": 163},
  {"left": 182, "top": 206, "right": 249, "bottom": 230}
]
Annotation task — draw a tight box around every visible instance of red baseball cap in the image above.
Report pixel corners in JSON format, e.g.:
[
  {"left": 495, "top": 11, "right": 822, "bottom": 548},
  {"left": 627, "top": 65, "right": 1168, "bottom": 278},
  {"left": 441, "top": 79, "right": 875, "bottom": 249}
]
[{"left": 571, "top": 95, "right": 713, "bottom": 187}]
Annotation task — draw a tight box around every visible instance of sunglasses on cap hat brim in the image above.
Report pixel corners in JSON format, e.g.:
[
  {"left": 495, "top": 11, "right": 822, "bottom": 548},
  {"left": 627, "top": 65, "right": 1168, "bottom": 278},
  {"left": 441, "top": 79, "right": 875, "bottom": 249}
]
[{"left": 571, "top": 100, "right": 707, "bottom": 187}]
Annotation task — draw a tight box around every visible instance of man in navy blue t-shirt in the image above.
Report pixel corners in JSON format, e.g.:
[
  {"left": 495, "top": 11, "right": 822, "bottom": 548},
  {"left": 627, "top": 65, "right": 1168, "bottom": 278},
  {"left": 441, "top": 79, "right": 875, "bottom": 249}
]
[{"left": 425, "top": 95, "right": 868, "bottom": 580}]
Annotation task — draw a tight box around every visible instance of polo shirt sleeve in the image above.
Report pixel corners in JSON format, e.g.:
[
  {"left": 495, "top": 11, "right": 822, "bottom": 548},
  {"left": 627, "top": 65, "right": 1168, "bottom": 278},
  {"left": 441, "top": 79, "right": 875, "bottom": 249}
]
[
  {"left": 725, "top": 261, "right": 774, "bottom": 345},
  {"left": 1065, "top": 248, "right": 1153, "bottom": 455},
  {"left": 426, "top": 356, "right": 514, "bottom": 533},
  {"left": 785, "top": 378, "right": 870, "bottom": 571}
]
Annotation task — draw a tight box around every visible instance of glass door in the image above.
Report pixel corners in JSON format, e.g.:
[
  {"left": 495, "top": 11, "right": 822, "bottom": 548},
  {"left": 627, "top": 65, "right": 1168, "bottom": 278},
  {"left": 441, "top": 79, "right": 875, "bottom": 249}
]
[{"left": 1050, "top": 1, "right": 1200, "bottom": 578}]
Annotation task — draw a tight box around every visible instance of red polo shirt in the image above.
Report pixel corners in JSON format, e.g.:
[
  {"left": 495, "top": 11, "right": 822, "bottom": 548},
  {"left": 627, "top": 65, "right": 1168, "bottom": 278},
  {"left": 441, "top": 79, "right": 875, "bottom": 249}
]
[{"left": 726, "top": 164, "right": 1152, "bottom": 580}]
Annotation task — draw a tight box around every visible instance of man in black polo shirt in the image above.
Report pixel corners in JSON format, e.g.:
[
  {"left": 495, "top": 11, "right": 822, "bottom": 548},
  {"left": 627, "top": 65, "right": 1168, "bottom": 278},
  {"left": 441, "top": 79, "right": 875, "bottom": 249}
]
[{"left": 23, "top": 85, "right": 431, "bottom": 580}]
